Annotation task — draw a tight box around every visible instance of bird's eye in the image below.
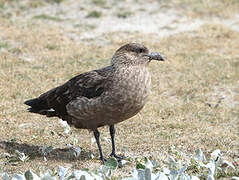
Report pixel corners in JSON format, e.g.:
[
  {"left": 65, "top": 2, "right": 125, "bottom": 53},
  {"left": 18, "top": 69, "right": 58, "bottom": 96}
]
[{"left": 138, "top": 48, "right": 144, "bottom": 53}]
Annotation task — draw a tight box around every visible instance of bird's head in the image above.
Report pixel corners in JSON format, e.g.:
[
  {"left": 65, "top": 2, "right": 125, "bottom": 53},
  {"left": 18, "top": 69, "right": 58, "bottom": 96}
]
[{"left": 111, "top": 43, "right": 164, "bottom": 67}]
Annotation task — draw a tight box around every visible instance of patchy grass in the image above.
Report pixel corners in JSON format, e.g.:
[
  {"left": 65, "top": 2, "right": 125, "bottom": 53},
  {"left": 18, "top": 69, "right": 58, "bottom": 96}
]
[
  {"left": 45, "top": 44, "right": 59, "bottom": 51},
  {"left": 0, "top": 42, "right": 8, "bottom": 49},
  {"left": 0, "top": 2, "right": 5, "bottom": 9},
  {"left": 45, "top": 0, "right": 64, "bottom": 4},
  {"left": 0, "top": 0, "right": 238, "bottom": 178},
  {"left": 91, "top": 0, "right": 106, "bottom": 7},
  {"left": 33, "top": 14, "right": 63, "bottom": 22},
  {"left": 165, "top": 0, "right": 239, "bottom": 17},
  {"left": 86, "top": 11, "right": 102, "bottom": 18},
  {"left": 116, "top": 10, "right": 132, "bottom": 19}
]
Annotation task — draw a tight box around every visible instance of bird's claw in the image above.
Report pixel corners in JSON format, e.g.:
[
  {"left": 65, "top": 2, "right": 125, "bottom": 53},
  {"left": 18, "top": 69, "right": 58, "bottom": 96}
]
[
  {"left": 110, "top": 153, "right": 124, "bottom": 161},
  {"left": 100, "top": 157, "right": 108, "bottom": 164}
]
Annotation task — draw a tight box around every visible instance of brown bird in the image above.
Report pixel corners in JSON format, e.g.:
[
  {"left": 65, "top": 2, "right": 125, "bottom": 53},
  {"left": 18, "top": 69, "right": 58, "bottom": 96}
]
[{"left": 24, "top": 43, "right": 164, "bottom": 163}]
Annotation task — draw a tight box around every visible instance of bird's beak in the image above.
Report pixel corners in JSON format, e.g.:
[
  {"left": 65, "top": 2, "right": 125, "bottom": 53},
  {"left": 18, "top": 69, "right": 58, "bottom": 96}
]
[{"left": 148, "top": 52, "right": 164, "bottom": 61}]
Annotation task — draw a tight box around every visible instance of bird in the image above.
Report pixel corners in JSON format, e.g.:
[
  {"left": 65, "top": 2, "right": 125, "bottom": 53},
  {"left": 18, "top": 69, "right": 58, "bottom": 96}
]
[{"left": 24, "top": 43, "right": 164, "bottom": 163}]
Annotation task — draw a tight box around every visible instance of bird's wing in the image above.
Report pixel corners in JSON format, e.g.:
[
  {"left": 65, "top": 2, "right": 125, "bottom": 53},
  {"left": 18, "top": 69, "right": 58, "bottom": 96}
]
[{"left": 32, "top": 66, "right": 112, "bottom": 118}]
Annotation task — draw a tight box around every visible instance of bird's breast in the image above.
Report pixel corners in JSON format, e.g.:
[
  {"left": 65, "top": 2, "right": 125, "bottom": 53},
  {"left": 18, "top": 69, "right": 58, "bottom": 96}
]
[{"left": 102, "top": 66, "right": 151, "bottom": 122}]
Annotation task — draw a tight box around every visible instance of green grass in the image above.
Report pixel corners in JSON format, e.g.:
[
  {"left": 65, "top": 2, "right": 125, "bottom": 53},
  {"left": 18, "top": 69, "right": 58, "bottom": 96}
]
[
  {"left": 86, "top": 11, "right": 102, "bottom": 18},
  {"left": 45, "top": 44, "right": 58, "bottom": 50},
  {"left": 116, "top": 11, "right": 132, "bottom": 18},
  {"left": 33, "top": 14, "right": 63, "bottom": 22},
  {"left": 45, "top": 0, "right": 64, "bottom": 4},
  {"left": 0, "top": 42, "right": 8, "bottom": 49},
  {"left": 92, "top": 0, "right": 106, "bottom": 7},
  {"left": 0, "top": 2, "right": 5, "bottom": 9}
]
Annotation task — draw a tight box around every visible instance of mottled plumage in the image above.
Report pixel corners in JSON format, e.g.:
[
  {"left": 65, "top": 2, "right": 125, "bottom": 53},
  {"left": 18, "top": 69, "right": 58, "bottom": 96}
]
[{"left": 24, "top": 43, "right": 164, "bottom": 163}]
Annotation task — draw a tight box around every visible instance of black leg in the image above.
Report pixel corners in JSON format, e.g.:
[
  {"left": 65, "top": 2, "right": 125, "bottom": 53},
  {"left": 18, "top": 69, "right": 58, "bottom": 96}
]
[
  {"left": 93, "top": 129, "right": 107, "bottom": 163},
  {"left": 109, "top": 125, "right": 124, "bottom": 160}
]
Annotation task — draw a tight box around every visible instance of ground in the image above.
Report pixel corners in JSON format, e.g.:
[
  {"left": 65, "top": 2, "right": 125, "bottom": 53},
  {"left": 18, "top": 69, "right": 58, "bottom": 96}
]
[{"left": 0, "top": 0, "right": 239, "bottom": 178}]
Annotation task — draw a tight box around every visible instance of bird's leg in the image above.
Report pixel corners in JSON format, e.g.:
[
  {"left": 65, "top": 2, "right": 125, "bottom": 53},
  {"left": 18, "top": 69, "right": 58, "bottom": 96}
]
[
  {"left": 109, "top": 125, "right": 124, "bottom": 160},
  {"left": 93, "top": 129, "right": 107, "bottom": 163}
]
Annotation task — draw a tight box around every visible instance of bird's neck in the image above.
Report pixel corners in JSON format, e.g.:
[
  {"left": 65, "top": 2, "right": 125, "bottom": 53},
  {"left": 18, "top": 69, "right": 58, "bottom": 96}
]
[{"left": 113, "top": 64, "right": 151, "bottom": 89}]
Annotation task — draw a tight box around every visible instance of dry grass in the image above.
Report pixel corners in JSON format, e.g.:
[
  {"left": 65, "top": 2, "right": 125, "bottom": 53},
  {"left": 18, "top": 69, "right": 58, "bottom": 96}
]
[
  {"left": 164, "top": 0, "right": 239, "bottom": 18},
  {"left": 0, "top": 0, "right": 239, "bottom": 178}
]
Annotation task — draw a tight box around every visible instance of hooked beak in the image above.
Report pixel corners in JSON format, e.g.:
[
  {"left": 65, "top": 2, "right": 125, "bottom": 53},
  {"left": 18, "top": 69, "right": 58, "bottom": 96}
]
[{"left": 148, "top": 52, "right": 164, "bottom": 61}]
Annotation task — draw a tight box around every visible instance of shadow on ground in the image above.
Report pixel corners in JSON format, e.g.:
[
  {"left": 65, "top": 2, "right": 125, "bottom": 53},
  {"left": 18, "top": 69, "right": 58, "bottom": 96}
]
[{"left": 0, "top": 141, "right": 91, "bottom": 161}]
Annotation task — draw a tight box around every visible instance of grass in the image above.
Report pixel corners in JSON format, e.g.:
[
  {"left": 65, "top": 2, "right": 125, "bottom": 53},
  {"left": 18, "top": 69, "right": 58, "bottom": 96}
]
[
  {"left": 0, "top": 0, "right": 239, "bottom": 178},
  {"left": 0, "top": 2, "right": 5, "bottom": 9},
  {"left": 91, "top": 0, "right": 106, "bottom": 7},
  {"left": 116, "top": 10, "right": 132, "bottom": 18},
  {"left": 45, "top": 0, "right": 64, "bottom": 4},
  {"left": 86, "top": 11, "right": 102, "bottom": 18},
  {"left": 164, "top": 0, "right": 239, "bottom": 17},
  {"left": 0, "top": 42, "right": 8, "bottom": 49},
  {"left": 45, "top": 44, "right": 58, "bottom": 51},
  {"left": 33, "top": 14, "right": 63, "bottom": 22}
]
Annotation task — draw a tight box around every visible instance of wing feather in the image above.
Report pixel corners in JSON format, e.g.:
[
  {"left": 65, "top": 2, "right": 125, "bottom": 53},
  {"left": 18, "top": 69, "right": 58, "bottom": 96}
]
[{"left": 25, "top": 66, "right": 112, "bottom": 120}]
